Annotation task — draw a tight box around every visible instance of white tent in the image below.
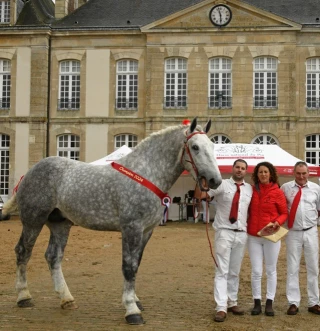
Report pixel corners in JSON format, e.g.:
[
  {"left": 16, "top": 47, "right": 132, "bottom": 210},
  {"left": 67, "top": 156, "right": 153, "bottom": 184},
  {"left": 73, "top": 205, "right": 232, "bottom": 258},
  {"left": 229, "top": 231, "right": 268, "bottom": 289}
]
[
  {"left": 90, "top": 145, "right": 132, "bottom": 165},
  {"left": 212, "top": 143, "right": 320, "bottom": 176},
  {"left": 179, "top": 143, "right": 320, "bottom": 177}
]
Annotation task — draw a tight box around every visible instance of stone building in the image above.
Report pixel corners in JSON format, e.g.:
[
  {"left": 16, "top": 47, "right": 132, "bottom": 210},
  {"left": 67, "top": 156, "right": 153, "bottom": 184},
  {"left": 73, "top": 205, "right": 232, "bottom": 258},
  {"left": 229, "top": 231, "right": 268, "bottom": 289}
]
[{"left": 0, "top": 0, "right": 320, "bottom": 200}]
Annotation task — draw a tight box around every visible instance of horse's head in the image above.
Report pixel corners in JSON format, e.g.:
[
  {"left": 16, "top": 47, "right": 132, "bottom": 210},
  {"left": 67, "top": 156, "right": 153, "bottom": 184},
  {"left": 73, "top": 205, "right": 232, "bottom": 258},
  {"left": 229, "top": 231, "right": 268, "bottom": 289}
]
[{"left": 181, "top": 118, "right": 222, "bottom": 190}]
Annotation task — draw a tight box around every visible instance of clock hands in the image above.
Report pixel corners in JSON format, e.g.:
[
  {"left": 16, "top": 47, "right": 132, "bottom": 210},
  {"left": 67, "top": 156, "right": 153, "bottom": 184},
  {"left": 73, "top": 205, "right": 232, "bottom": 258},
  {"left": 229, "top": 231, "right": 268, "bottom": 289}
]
[{"left": 218, "top": 7, "right": 222, "bottom": 24}]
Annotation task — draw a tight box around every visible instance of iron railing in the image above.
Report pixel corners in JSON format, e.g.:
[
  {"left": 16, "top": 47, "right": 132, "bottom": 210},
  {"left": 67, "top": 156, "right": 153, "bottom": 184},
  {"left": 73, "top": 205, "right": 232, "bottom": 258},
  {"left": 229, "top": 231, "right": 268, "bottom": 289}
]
[
  {"left": 115, "top": 97, "right": 138, "bottom": 110},
  {"left": 163, "top": 96, "right": 187, "bottom": 109}
]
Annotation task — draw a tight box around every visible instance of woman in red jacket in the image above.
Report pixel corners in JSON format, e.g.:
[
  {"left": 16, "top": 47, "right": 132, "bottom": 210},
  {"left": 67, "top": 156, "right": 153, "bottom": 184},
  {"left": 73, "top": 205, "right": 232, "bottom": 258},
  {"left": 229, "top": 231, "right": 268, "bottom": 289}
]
[{"left": 247, "top": 162, "right": 288, "bottom": 317}]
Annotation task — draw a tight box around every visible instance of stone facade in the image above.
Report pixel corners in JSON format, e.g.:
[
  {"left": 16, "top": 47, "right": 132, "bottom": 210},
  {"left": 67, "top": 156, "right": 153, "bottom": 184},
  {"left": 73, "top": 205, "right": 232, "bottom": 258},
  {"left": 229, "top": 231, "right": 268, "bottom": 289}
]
[{"left": 0, "top": 0, "right": 320, "bottom": 198}]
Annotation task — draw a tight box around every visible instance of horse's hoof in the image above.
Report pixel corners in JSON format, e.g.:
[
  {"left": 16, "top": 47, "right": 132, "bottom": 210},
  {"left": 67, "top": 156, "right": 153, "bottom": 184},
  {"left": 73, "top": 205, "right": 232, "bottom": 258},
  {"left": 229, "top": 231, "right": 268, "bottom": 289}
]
[
  {"left": 17, "top": 299, "right": 34, "bottom": 308},
  {"left": 136, "top": 301, "right": 144, "bottom": 311},
  {"left": 61, "top": 301, "right": 79, "bottom": 310},
  {"left": 125, "top": 314, "right": 145, "bottom": 325}
]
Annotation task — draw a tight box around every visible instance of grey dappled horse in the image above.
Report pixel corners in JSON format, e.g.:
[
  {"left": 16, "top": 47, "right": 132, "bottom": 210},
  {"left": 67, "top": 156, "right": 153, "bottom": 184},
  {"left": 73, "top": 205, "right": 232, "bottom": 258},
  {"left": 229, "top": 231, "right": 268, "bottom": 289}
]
[{"left": 2, "top": 118, "right": 222, "bottom": 325}]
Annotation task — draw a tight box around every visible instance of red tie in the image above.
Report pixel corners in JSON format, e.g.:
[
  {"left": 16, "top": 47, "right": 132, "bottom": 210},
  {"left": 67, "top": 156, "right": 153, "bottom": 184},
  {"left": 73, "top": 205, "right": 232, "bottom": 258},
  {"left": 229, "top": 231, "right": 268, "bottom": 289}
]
[
  {"left": 229, "top": 183, "right": 242, "bottom": 224},
  {"left": 288, "top": 186, "right": 302, "bottom": 229}
]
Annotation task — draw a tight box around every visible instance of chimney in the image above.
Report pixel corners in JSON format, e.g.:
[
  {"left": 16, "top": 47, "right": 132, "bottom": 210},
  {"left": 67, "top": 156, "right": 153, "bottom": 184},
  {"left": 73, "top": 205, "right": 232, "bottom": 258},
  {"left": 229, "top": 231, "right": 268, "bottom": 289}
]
[
  {"left": 55, "top": 0, "right": 68, "bottom": 19},
  {"left": 55, "top": 0, "right": 87, "bottom": 19}
]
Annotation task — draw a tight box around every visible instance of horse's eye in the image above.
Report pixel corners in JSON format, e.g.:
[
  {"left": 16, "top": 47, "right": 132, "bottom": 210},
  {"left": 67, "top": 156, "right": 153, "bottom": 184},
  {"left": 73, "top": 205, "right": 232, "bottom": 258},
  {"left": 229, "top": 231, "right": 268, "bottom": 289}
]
[{"left": 192, "top": 145, "right": 199, "bottom": 151}]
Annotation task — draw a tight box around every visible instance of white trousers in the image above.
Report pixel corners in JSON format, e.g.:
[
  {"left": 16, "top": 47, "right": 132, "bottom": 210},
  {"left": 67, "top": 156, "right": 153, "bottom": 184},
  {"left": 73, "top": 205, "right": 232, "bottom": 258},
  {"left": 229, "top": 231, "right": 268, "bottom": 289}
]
[
  {"left": 247, "top": 235, "right": 281, "bottom": 301},
  {"left": 214, "top": 229, "right": 247, "bottom": 312},
  {"left": 286, "top": 226, "right": 320, "bottom": 307}
]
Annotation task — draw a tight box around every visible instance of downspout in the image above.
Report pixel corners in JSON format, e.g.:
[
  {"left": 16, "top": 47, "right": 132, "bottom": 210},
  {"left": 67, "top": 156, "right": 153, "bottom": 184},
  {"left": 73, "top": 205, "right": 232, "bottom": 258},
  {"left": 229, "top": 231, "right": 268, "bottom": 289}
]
[{"left": 46, "top": 34, "right": 51, "bottom": 157}]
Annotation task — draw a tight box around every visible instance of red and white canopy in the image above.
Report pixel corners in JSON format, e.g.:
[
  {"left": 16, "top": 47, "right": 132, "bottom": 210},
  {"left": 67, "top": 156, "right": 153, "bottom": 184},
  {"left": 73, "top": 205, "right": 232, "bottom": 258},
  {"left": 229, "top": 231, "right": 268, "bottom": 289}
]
[{"left": 183, "top": 144, "right": 320, "bottom": 177}]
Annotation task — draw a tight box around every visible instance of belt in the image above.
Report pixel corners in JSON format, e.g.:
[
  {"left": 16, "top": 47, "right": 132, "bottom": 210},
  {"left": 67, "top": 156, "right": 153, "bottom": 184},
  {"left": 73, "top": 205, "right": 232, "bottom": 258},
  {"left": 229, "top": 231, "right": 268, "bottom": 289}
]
[
  {"left": 222, "top": 228, "right": 245, "bottom": 232},
  {"left": 302, "top": 226, "right": 313, "bottom": 231}
]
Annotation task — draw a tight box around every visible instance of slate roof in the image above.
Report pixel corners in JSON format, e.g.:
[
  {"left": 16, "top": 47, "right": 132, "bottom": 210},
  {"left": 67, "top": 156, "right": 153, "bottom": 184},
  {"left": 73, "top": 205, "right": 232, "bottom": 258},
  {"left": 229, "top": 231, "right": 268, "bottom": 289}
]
[
  {"left": 13, "top": 0, "right": 320, "bottom": 29},
  {"left": 52, "top": 0, "right": 205, "bottom": 29},
  {"left": 243, "top": 0, "right": 320, "bottom": 25}
]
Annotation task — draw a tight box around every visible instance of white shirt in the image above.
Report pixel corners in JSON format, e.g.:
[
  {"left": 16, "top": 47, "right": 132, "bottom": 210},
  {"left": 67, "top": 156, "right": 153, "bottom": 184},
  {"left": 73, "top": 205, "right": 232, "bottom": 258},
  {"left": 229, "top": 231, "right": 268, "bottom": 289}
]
[
  {"left": 281, "top": 180, "right": 320, "bottom": 230},
  {"left": 208, "top": 177, "right": 253, "bottom": 231}
]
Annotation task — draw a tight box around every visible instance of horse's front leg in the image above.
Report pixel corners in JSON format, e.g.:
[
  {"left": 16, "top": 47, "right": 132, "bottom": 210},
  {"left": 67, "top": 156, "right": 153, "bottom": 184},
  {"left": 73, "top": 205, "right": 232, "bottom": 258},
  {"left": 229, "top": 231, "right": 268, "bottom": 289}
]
[
  {"left": 135, "top": 229, "right": 153, "bottom": 311},
  {"left": 121, "top": 228, "right": 152, "bottom": 325}
]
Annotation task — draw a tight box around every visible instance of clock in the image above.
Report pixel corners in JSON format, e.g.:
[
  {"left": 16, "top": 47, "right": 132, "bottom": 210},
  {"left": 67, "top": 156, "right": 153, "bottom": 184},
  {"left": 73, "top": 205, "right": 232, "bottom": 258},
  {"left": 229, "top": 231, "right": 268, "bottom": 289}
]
[{"left": 209, "top": 4, "right": 232, "bottom": 27}]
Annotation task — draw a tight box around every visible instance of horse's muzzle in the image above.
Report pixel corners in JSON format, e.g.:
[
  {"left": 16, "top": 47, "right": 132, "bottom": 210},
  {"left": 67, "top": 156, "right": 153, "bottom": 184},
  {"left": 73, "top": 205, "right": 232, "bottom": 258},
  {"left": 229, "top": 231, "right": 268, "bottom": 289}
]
[{"left": 208, "top": 177, "right": 222, "bottom": 190}]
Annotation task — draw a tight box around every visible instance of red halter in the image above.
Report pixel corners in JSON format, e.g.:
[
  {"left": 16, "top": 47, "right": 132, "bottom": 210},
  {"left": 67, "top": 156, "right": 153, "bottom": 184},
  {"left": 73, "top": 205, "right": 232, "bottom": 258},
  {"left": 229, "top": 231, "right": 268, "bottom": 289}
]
[{"left": 180, "top": 130, "right": 206, "bottom": 178}]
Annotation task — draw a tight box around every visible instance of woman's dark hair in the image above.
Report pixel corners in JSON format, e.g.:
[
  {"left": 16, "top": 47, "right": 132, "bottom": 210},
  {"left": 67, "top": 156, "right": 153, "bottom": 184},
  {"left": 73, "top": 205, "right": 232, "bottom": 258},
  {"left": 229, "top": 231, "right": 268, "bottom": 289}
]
[{"left": 251, "top": 161, "right": 280, "bottom": 186}]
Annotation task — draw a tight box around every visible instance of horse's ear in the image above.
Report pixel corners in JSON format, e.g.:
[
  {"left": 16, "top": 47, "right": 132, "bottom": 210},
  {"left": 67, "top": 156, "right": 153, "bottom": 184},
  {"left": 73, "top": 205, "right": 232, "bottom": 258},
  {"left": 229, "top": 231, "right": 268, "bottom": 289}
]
[
  {"left": 203, "top": 119, "right": 212, "bottom": 134},
  {"left": 190, "top": 117, "right": 197, "bottom": 132}
]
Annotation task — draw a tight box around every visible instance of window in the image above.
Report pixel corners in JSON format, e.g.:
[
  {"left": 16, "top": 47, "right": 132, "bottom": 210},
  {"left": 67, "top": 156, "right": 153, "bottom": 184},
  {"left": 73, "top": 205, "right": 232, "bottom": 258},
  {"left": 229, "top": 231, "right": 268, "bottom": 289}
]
[
  {"left": 115, "top": 134, "right": 138, "bottom": 149},
  {"left": 0, "top": 59, "right": 10, "bottom": 109},
  {"left": 210, "top": 134, "right": 231, "bottom": 144},
  {"left": 58, "top": 60, "right": 80, "bottom": 110},
  {"left": 253, "top": 57, "right": 278, "bottom": 108},
  {"left": 306, "top": 58, "right": 320, "bottom": 109},
  {"left": 0, "top": 134, "right": 10, "bottom": 196},
  {"left": 0, "top": 1, "right": 10, "bottom": 23},
  {"left": 164, "top": 58, "right": 187, "bottom": 109},
  {"left": 208, "top": 58, "right": 232, "bottom": 109},
  {"left": 305, "top": 134, "right": 320, "bottom": 165},
  {"left": 116, "top": 60, "right": 138, "bottom": 110},
  {"left": 251, "top": 134, "right": 279, "bottom": 145},
  {"left": 57, "top": 134, "right": 80, "bottom": 160}
]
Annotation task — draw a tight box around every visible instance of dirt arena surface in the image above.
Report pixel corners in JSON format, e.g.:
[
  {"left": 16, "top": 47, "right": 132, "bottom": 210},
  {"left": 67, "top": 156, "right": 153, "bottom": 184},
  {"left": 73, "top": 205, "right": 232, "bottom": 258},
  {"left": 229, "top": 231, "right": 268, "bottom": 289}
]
[{"left": 1, "top": 217, "right": 320, "bottom": 331}]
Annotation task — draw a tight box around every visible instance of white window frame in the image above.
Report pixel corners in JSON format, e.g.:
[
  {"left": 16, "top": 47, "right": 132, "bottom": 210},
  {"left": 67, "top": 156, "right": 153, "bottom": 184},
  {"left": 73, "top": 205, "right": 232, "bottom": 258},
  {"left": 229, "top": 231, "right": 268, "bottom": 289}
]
[
  {"left": 305, "top": 134, "right": 320, "bottom": 165},
  {"left": 0, "top": 59, "right": 10, "bottom": 109},
  {"left": 58, "top": 60, "right": 80, "bottom": 110},
  {"left": 116, "top": 59, "right": 138, "bottom": 110},
  {"left": 306, "top": 58, "right": 320, "bottom": 109},
  {"left": 210, "top": 134, "right": 231, "bottom": 144},
  {"left": 0, "top": 1, "right": 10, "bottom": 23},
  {"left": 208, "top": 58, "right": 232, "bottom": 109},
  {"left": 115, "top": 134, "right": 138, "bottom": 150},
  {"left": 251, "top": 134, "right": 279, "bottom": 145},
  {"left": 164, "top": 58, "right": 187, "bottom": 109},
  {"left": 57, "top": 134, "right": 80, "bottom": 160},
  {"left": 0, "top": 133, "right": 10, "bottom": 197},
  {"left": 253, "top": 57, "right": 278, "bottom": 108}
]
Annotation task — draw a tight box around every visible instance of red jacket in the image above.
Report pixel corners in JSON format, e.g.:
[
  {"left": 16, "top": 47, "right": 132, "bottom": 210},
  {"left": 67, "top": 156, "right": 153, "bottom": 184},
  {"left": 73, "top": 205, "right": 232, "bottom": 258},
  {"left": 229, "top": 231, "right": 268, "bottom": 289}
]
[{"left": 247, "top": 182, "right": 288, "bottom": 237}]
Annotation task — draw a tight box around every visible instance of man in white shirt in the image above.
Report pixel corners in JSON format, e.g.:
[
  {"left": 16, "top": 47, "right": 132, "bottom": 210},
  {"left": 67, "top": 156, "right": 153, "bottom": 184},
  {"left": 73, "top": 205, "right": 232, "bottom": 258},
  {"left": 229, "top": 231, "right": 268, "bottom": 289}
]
[
  {"left": 281, "top": 161, "right": 320, "bottom": 316},
  {"left": 208, "top": 159, "right": 253, "bottom": 322}
]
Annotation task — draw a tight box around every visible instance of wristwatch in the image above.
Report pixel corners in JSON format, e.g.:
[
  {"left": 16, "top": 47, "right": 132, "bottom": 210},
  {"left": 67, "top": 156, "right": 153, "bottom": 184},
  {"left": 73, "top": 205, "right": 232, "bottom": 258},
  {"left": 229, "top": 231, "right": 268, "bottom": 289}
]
[{"left": 209, "top": 4, "right": 232, "bottom": 27}]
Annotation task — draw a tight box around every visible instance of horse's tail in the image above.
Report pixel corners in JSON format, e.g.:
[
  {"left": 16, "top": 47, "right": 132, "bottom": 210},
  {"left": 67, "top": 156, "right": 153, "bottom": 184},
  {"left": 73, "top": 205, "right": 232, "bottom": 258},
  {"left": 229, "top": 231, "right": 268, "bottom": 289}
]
[
  {"left": 1, "top": 193, "right": 18, "bottom": 218},
  {"left": 0, "top": 175, "right": 23, "bottom": 221}
]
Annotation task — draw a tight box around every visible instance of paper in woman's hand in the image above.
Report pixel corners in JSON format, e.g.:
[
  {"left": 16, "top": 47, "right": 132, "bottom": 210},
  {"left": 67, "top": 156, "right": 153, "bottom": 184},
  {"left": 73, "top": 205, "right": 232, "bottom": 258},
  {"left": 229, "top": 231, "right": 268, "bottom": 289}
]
[{"left": 257, "top": 222, "right": 288, "bottom": 242}]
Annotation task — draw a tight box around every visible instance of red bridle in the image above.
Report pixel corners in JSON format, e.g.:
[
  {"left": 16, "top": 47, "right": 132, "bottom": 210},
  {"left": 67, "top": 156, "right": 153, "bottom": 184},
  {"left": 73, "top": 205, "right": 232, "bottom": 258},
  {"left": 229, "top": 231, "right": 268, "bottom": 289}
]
[{"left": 180, "top": 130, "right": 207, "bottom": 178}]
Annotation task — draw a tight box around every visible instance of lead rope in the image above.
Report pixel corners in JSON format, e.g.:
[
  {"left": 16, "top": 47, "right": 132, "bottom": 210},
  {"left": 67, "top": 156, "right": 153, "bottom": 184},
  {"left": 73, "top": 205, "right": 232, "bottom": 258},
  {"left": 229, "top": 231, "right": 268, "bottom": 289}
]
[{"left": 204, "top": 199, "right": 218, "bottom": 268}]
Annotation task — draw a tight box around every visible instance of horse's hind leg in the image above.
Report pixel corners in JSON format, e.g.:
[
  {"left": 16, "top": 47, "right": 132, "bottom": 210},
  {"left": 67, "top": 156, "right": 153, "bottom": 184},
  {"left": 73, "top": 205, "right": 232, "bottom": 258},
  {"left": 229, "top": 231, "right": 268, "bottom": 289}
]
[
  {"left": 15, "top": 224, "right": 43, "bottom": 307},
  {"left": 45, "top": 220, "right": 78, "bottom": 310}
]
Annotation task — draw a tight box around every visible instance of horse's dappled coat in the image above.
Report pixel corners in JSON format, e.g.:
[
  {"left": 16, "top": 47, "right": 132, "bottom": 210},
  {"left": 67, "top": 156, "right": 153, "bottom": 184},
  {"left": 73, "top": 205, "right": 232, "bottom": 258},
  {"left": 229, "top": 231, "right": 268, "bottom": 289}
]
[{"left": 2, "top": 118, "right": 222, "bottom": 325}]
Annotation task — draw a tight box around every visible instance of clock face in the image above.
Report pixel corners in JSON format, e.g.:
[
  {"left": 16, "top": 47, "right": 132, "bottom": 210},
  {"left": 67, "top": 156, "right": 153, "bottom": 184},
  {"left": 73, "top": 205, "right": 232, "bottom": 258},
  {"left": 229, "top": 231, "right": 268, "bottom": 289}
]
[{"left": 209, "top": 5, "right": 232, "bottom": 26}]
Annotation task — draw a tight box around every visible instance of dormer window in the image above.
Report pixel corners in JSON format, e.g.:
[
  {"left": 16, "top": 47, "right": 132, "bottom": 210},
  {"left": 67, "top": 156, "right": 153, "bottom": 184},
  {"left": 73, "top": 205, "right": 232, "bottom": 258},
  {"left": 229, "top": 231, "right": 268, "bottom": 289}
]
[{"left": 0, "top": 1, "right": 10, "bottom": 24}]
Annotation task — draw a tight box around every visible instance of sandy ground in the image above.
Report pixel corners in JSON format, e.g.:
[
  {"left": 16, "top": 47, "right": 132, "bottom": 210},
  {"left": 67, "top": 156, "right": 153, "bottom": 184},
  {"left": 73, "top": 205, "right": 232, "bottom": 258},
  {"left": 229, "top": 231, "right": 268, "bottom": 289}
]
[{"left": 1, "top": 218, "right": 320, "bottom": 331}]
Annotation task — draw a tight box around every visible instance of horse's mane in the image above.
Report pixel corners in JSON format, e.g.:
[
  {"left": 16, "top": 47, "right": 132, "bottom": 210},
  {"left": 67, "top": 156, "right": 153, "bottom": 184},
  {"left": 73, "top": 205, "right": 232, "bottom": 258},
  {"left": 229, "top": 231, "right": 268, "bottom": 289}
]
[{"left": 132, "top": 123, "right": 205, "bottom": 152}]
